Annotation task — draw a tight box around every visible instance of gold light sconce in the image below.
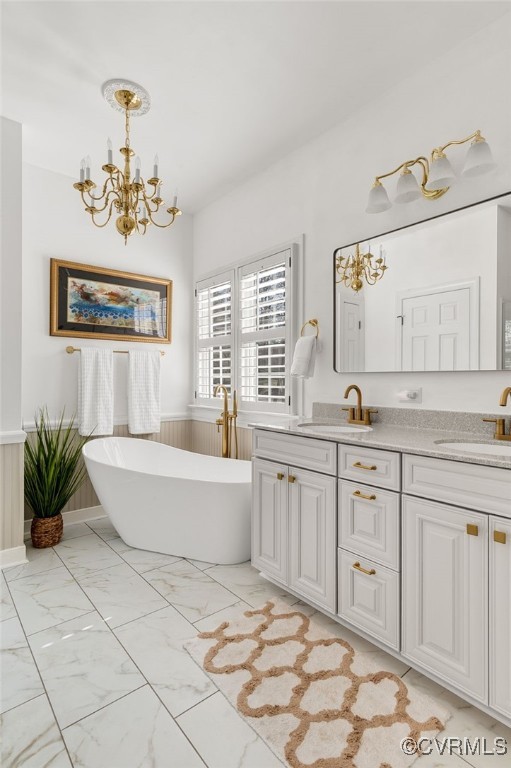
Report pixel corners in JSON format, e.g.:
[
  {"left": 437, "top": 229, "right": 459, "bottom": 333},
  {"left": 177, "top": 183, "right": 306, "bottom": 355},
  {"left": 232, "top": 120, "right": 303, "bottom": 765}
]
[{"left": 366, "top": 130, "right": 496, "bottom": 214}]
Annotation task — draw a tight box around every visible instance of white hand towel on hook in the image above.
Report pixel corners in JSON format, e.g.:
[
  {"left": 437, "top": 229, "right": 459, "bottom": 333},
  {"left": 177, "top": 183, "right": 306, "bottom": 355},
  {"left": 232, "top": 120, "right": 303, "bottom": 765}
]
[
  {"left": 78, "top": 348, "right": 114, "bottom": 436},
  {"left": 128, "top": 350, "right": 161, "bottom": 434},
  {"left": 290, "top": 336, "right": 317, "bottom": 379}
]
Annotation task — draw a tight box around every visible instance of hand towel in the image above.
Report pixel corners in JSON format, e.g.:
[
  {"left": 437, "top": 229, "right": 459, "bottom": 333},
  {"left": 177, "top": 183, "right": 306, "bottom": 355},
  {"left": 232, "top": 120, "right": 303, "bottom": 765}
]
[
  {"left": 290, "top": 336, "right": 317, "bottom": 379},
  {"left": 128, "top": 350, "right": 161, "bottom": 434},
  {"left": 77, "top": 348, "right": 114, "bottom": 436}
]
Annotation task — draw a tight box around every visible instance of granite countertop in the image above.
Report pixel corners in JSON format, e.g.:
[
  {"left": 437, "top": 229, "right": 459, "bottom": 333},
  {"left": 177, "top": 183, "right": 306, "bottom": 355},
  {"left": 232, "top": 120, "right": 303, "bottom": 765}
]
[{"left": 250, "top": 418, "right": 511, "bottom": 470}]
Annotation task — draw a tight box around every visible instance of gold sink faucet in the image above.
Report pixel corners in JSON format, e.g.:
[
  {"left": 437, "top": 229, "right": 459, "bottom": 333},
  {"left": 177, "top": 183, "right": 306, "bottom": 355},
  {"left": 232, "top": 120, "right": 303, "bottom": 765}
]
[
  {"left": 342, "top": 384, "right": 378, "bottom": 426},
  {"left": 482, "top": 387, "right": 511, "bottom": 441},
  {"left": 214, "top": 385, "right": 239, "bottom": 458}
]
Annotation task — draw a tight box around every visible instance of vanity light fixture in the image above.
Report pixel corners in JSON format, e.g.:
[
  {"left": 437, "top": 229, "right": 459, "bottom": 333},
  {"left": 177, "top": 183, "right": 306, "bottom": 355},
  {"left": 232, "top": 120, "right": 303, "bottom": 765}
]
[
  {"left": 365, "top": 130, "right": 496, "bottom": 214},
  {"left": 73, "top": 80, "right": 181, "bottom": 244},
  {"left": 335, "top": 242, "right": 387, "bottom": 293}
]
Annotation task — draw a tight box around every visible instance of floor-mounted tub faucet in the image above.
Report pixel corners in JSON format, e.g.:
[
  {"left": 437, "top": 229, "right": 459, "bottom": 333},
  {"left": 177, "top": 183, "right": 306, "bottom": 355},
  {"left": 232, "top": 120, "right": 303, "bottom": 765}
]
[{"left": 214, "top": 385, "right": 239, "bottom": 458}]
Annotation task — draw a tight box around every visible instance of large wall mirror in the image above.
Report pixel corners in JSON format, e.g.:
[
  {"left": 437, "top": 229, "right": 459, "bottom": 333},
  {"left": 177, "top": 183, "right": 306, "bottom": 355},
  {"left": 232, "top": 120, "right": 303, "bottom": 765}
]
[{"left": 333, "top": 192, "right": 511, "bottom": 373}]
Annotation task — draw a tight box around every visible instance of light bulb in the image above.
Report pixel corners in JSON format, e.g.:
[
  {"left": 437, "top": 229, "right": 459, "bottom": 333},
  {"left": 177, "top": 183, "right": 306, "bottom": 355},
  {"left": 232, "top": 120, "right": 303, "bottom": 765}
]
[
  {"left": 428, "top": 154, "right": 456, "bottom": 190},
  {"left": 461, "top": 138, "right": 497, "bottom": 178},
  {"left": 365, "top": 181, "right": 391, "bottom": 214},
  {"left": 107, "top": 138, "right": 113, "bottom": 165},
  {"left": 394, "top": 169, "right": 421, "bottom": 204}
]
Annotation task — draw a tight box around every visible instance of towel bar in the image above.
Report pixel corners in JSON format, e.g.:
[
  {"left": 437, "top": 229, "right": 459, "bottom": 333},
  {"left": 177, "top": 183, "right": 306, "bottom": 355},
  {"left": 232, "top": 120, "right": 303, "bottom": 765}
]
[
  {"left": 65, "top": 345, "right": 165, "bottom": 356},
  {"left": 300, "top": 319, "right": 319, "bottom": 338}
]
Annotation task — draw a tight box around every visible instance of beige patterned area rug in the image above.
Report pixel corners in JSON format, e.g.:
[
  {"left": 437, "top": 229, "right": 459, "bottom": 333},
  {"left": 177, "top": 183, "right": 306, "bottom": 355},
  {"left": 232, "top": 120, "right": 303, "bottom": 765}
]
[{"left": 186, "top": 600, "right": 450, "bottom": 768}]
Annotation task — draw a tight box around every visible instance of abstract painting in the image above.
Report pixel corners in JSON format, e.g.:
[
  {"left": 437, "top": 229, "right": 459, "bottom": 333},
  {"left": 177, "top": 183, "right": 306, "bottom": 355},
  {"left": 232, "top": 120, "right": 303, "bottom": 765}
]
[{"left": 50, "top": 259, "right": 172, "bottom": 342}]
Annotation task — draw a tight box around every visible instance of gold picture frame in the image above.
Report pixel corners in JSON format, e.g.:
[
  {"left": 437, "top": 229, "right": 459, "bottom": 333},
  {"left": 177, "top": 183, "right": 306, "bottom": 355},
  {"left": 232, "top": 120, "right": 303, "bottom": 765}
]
[{"left": 50, "top": 258, "right": 172, "bottom": 343}]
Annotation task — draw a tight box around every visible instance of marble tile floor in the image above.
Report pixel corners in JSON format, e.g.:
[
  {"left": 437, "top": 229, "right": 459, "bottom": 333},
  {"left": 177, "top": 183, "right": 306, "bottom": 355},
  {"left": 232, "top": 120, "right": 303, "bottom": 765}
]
[{"left": 1, "top": 520, "right": 509, "bottom": 768}]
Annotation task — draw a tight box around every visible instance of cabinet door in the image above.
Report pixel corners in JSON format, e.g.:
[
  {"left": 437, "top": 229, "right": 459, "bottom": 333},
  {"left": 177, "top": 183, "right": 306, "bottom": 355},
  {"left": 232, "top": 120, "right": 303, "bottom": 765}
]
[
  {"left": 288, "top": 467, "right": 336, "bottom": 611},
  {"left": 402, "top": 496, "right": 487, "bottom": 702},
  {"left": 490, "top": 516, "right": 511, "bottom": 718},
  {"left": 251, "top": 459, "right": 288, "bottom": 584}
]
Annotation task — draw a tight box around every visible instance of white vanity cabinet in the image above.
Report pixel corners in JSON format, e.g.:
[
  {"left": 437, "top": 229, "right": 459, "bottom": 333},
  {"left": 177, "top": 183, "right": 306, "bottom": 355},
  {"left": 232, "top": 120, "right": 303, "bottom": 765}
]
[
  {"left": 251, "top": 432, "right": 337, "bottom": 612},
  {"left": 489, "top": 515, "right": 511, "bottom": 718},
  {"left": 402, "top": 495, "right": 488, "bottom": 701},
  {"left": 251, "top": 428, "right": 511, "bottom": 725}
]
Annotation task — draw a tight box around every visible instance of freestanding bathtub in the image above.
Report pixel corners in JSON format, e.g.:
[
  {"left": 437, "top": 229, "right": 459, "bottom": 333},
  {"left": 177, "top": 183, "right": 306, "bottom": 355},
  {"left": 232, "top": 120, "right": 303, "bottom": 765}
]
[{"left": 83, "top": 437, "right": 252, "bottom": 565}]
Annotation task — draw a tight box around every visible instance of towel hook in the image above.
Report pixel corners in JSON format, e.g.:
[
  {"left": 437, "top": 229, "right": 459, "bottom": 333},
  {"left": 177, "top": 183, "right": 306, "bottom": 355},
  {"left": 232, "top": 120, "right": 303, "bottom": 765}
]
[{"left": 300, "top": 319, "right": 319, "bottom": 339}]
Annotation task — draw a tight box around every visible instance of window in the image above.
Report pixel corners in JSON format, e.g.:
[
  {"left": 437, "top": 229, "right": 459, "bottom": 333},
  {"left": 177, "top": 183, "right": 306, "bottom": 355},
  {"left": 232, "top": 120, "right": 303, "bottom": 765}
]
[
  {"left": 195, "top": 272, "right": 234, "bottom": 399},
  {"left": 195, "top": 245, "right": 296, "bottom": 413}
]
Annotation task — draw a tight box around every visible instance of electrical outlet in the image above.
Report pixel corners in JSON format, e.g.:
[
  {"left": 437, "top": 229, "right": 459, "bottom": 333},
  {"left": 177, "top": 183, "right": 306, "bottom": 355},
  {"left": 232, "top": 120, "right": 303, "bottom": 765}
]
[{"left": 397, "top": 388, "right": 422, "bottom": 404}]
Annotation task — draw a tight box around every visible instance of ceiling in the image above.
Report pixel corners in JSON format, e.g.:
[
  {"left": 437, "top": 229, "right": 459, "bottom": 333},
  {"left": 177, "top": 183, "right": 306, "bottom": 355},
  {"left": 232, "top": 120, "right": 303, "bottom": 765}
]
[{"left": 2, "top": 1, "right": 509, "bottom": 212}]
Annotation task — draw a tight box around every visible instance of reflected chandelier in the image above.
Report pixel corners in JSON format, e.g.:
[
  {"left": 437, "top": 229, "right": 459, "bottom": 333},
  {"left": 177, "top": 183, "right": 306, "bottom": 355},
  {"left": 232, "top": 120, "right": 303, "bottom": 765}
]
[
  {"left": 336, "top": 242, "right": 387, "bottom": 293},
  {"left": 366, "top": 129, "right": 496, "bottom": 214},
  {"left": 73, "top": 80, "right": 181, "bottom": 244}
]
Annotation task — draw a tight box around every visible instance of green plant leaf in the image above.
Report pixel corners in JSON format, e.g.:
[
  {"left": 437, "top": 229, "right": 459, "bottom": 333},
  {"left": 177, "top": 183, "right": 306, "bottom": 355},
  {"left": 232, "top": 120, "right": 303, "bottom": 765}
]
[{"left": 24, "top": 408, "right": 93, "bottom": 518}]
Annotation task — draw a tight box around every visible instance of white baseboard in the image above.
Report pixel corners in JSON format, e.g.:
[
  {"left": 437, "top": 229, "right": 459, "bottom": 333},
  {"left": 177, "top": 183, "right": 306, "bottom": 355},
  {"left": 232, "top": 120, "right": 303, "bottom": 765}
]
[
  {"left": 23, "top": 505, "right": 106, "bottom": 538},
  {"left": 0, "top": 545, "right": 27, "bottom": 570}
]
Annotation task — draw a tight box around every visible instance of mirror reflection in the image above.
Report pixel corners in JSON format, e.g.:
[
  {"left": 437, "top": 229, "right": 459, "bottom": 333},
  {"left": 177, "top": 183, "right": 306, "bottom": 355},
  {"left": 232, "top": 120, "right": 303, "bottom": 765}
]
[{"left": 334, "top": 193, "right": 511, "bottom": 373}]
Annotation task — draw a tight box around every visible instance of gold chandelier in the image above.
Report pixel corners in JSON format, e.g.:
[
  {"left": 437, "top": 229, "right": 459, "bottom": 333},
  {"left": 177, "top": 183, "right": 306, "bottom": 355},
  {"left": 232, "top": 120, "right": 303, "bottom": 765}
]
[
  {"left": 336, "top": 243, "right": 387, "bottom": 293},
  {"left": 73, "top": 80, "right": 181, "bottom": 244},
  {"left": 366, "top": 129, "right": 496, "bottom": 214}
]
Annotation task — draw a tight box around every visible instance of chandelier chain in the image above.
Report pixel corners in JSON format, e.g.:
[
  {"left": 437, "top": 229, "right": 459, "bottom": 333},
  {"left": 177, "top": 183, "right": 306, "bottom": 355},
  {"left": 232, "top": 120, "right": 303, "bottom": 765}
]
[{"left": 125, "top": 109, "right": 130, "bottom": 149}]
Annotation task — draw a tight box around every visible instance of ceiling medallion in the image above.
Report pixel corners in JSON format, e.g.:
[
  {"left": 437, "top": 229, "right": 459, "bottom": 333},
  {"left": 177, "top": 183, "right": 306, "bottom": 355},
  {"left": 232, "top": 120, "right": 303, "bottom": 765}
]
[{"left": 73, "top": 80, "right": 180, "bottom": 244}]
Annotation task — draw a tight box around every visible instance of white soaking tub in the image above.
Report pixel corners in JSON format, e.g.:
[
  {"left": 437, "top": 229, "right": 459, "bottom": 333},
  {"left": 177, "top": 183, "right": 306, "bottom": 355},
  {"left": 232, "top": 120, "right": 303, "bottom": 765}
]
[{"left": 83, "top": 437, "right": 252, "bottom": 565}]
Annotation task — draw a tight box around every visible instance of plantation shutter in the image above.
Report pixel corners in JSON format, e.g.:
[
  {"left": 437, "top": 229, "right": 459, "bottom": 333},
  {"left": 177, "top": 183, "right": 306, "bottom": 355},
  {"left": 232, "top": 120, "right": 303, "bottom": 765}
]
[
  {"left": 196, "top": 271, "right": 234, "bottom": 400},
  {"left": 238, "top": 250, "right": 290, "bottom": 411}
]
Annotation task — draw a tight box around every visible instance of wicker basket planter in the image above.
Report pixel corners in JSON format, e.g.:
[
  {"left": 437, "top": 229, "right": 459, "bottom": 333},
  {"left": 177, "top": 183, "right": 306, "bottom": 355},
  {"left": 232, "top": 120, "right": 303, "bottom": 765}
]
[{"left": 31, "top": 513, "right": 64, "bottom": 548}]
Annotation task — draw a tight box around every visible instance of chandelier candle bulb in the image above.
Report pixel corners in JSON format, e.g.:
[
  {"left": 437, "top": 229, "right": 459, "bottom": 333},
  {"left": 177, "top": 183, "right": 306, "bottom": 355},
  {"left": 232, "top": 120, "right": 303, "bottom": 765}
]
[
  {"left": 172, "top": 194, "right": 178, "bottom": 208},
  {"left": 85, "top": 156, "right": 91, "bottom": 181},
  {"left": 134, "top": 157, "right": 141, "bottom": 183},
  {"left": 107, "top": 138, "right": 113, "bottom": 165},
  {"left": 79, "top": 158, "right": 85, "bottom": 183},
  {"left": 153, "top": 154, "right": 159, "bottom": 178}
]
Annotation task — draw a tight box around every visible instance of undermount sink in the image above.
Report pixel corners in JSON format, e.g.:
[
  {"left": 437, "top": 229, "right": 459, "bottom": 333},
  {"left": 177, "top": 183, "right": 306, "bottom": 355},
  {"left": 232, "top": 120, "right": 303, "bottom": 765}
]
[
  {"left": 297, "top": 423, "right": 372, "bottom": 435},
  {"left": 436, "top": 441, "right": 511, "bottom": 457}
]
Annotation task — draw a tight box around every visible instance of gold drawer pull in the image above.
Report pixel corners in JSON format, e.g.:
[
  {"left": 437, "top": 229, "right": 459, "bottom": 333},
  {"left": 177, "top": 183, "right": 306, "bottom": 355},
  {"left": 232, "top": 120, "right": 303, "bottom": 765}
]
[
  {"left": 288, "top": 475, "right": 296, "bottom": 484},
  {"left": 353, "top": 490, "right": 376, "bottom": 501},
  {"left": 353, "top": 561, "right": 376, "bottom": 576},
  {"left": 353, "top": 461, "right": 377, "bottom": 471},
  {"left": 494, "top": 530, "right": 507, "bottom": 545},
  {"left": 466, "top": 524, "right": 479, "bottom": 537},
  {"left": 276, "top": 472, "right": 284, "bottom": 481}
]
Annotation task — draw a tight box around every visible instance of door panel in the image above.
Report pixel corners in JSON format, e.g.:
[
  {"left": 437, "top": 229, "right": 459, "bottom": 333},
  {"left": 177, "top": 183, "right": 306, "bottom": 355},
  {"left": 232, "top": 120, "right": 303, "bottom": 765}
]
[
  {"left": 289, "top": 467, "right": 336, "bottom": 611},
  {"left": 401, "top": 286, "right": 471, "bottom": 371},
  {"left": 402, "top": 495, "right": 487, "bottom": 702},
  {"left": 490, "top": 516, "right": 511, "bottom": 718},
  {"left": 252, "top": 459, "right": 288, "bottom": 583}
]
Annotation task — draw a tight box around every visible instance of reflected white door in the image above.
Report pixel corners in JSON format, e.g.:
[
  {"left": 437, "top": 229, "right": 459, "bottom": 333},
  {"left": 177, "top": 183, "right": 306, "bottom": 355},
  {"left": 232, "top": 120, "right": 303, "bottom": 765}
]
[
  {"left": 341, "top": 300, "right": 363, "bottom": 372},
  {"left": 400, "top": 287, "right": 471, "bottom": 371}
]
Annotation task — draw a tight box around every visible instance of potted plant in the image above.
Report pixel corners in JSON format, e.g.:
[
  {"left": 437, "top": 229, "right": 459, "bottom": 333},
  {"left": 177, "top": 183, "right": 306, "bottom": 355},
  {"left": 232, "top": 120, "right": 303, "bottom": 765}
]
[{"left": 25, "top": 408, "right": 90, "bottom": 548}]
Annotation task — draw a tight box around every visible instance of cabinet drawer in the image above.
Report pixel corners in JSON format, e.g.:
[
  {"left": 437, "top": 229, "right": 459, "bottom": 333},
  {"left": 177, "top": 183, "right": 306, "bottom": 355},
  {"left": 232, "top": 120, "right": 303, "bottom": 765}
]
[
  {"left": 338, "top": 480, "right": 400, "bottom": 570},
  {"left": 338, "top": 445, "right": 400, "bottom": 490},
  {"left": 337, "top": 549, "right": 399, "bottom": 650},
  {"left": 403, "top": 454, "right": 511, "bottom": 517},
  {"left": 253, "top": 429, "right": 336, "bottom": 475}
]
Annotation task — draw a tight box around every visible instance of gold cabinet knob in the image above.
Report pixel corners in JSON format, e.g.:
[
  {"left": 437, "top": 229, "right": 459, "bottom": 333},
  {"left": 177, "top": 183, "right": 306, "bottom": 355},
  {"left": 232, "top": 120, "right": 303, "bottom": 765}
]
[
  {"left": 288, "top": 475, "right": 296, "bottom": 484},
  {"left": 494, "top": 530, "right": 507, "bottom": 544},
  {"left": 276, "top": 472, "right": 284, "bottom": 481},
  {"left": 466, "top": 523, "right": 479, "bottom": 537}
]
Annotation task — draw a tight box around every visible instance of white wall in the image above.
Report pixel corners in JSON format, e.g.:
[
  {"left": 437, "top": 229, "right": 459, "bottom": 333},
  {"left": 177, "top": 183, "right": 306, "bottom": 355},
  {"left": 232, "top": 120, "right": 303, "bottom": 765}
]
[
  {"left": 193, "top": 15, "right": 511, "bottom": 414},
  {"left": 0, "top": 117, "right": 23, "bottom": 434},
  {"left": 22, "top": 164, "right": 193, "bottom": 425}
]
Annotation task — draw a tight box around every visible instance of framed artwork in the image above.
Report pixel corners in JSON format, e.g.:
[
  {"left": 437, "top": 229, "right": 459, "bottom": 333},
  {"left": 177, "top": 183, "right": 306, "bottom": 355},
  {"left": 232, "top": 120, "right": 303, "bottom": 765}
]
[{"left": 50, "top": 259, "right": 172, "bottom": 343}]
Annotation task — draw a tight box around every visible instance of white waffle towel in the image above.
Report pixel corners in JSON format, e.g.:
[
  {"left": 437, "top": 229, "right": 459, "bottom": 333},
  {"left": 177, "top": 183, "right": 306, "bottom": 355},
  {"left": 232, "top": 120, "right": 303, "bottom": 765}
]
[
  {"left": 290, "top": 336, "right": 317, "bottom": 379},
  {"left": 78, "top": 348, "right": 114, "bottom": 436},
  {"left": 128, "top": 350, "right": 161, "bottom": 434}
]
